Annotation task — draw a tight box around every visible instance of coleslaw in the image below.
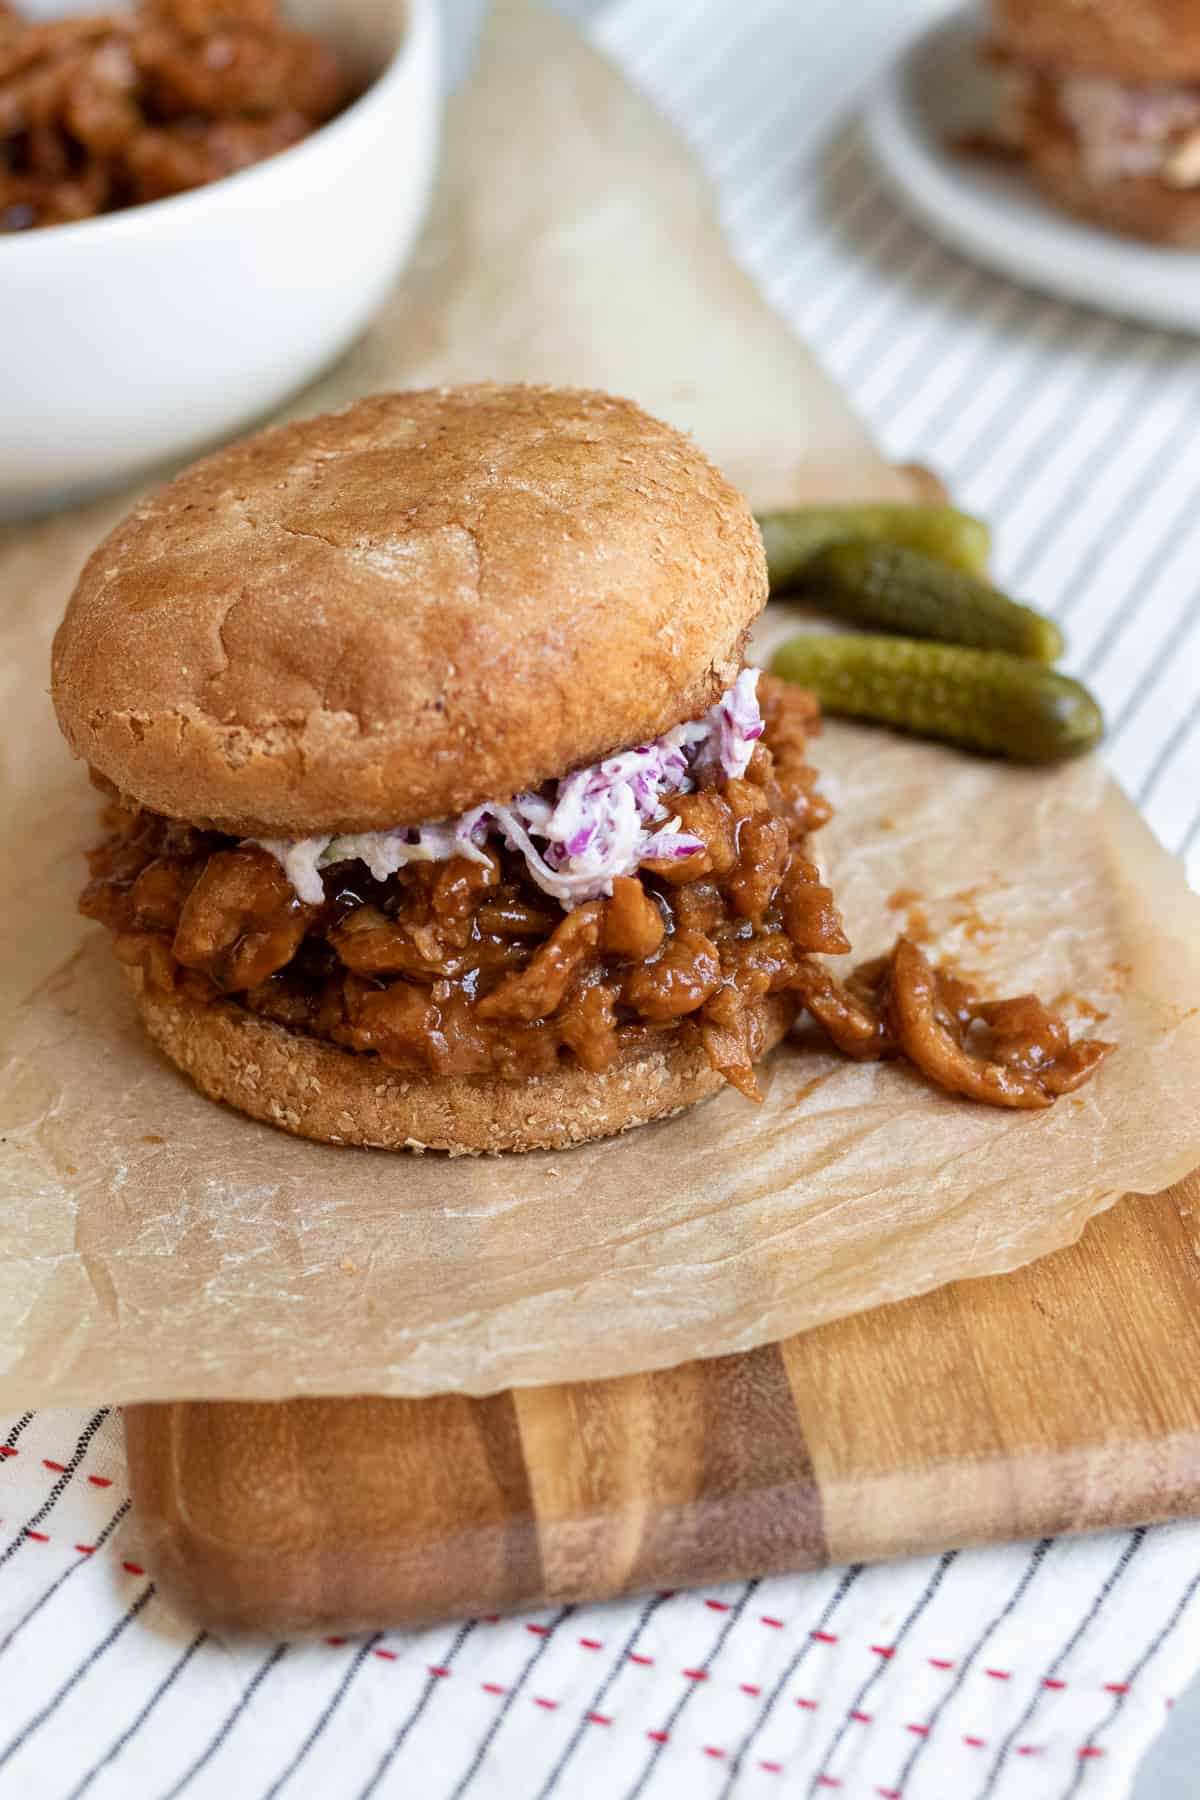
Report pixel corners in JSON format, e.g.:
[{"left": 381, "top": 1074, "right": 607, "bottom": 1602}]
[{"left": 254, "top": 668, "right": 764, "bottom": 910}]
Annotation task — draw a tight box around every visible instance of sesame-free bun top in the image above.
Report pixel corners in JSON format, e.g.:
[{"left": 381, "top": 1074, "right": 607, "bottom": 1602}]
[
  {"left": 52, "top": 385, "right": 766, "bottom": 837},
  {"left": 991, "top": 0, "right": 1200, "bottom": 84}
]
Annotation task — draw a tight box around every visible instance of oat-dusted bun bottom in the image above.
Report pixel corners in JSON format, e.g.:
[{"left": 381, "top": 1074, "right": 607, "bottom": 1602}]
[
  {"left": 127, "top": 972, "right": 797, "bottom": 1155},
  {"left": 1025, "top": 127, "right": 1200, "bottom": 244},
  {"left": 991, "top": 0, "right": 1200, "bottom": 85},
  {"left": 53, "top": 384, "right": 767, "bottom": 838}
]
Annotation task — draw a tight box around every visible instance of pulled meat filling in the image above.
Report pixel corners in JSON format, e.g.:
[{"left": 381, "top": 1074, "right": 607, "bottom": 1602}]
[
  {"left": 79, "top": 675, "right": 1112, "bottom": 1109},
  {"left": 794, "top": 939, "right": 1111, "bottom": 1110},
  {"left": 80, "top": 676, "right": 844, "bottom": 1101}
]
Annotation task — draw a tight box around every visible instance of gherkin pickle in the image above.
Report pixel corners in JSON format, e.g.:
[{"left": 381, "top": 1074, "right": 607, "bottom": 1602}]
[
  {"left": 757, "top": 503, "right": 991, "bottom": 589},
  {"left": 792, "top": 541, "right": 1064, "bottom": 664},
  {"left": 770, "top": 636, "right": 1104, "bottom": 765}
]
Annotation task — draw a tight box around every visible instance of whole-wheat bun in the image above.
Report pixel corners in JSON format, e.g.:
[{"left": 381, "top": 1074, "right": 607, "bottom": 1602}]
[
  {"left": 991, "top": 0, "right": 1200, "bottom": 84},
  {"left": 126, "top": 969, "right": 796, "bottom": 1155},
  {"left": 52, "top": 385, "right": 766, "bottom": 838}
]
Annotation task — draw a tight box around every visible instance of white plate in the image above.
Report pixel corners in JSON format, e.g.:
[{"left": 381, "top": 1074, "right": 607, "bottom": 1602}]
[{"left": 863, "top": 6, "right": 1200, "bottom": 334}]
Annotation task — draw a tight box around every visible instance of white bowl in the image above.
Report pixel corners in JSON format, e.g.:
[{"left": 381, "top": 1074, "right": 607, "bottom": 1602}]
[{"left": 0, "top": 0, "right": 440, "bottom": 516}]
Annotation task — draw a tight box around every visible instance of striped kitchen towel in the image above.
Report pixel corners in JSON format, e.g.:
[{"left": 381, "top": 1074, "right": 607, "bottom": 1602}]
[{"left": 0, "top": 1408, "right": 1197, "bottom": 1796}]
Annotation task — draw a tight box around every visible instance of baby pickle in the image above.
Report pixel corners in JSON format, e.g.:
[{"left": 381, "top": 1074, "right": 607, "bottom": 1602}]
[
  {"left": 770, "top": 636, "right": 1104, "bottom": 765},
  {"left": 795, "top": 541, "right": 1065, "bottom": 664},
  {"left": 757, "top": 503, "right": 991, "bottom": 589}
]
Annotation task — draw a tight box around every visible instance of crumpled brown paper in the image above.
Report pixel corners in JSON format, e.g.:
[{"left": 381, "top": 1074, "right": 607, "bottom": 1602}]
[{"left": 0, "top": 0, "right": 1198, "bottom": 1408}]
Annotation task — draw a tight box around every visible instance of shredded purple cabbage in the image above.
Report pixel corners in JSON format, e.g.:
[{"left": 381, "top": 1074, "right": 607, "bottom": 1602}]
[{"left": 255, "top": 668, "right": 763, "bottom": 909}]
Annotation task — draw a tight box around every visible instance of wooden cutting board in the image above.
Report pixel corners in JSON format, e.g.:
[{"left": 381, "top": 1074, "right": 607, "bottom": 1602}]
[{"left": 125, "top": 1173, "right": 1200, "bottom": 1637}]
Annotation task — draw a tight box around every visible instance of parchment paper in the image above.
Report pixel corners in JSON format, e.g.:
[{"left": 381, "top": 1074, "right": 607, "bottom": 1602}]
[{"left": 1, "top": 0, "right": 1198, "bottom": 1408}]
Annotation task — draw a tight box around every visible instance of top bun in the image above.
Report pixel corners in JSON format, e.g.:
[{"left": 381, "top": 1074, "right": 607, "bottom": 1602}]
[
  {"left": 991, "top": 0, "right": 1200, "bottom": 84},
  {"left": 52, "top": 385, "right": 766, "bottom": 837}
]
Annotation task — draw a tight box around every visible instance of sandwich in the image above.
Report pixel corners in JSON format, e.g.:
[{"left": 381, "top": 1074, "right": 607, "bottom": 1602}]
[
  {"left": 52, "top": 384, "right": 848, "bottom": 1154},
  {"left": 991, "top": 0, "right": 1200, "bottom": 244}
]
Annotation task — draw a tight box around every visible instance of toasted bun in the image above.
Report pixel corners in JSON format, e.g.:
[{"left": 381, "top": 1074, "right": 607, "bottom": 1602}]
[
  {"left": 52, "top": 385, "right": 765, "bottom": 837},
  {"left": 126, "top": 971, "right": 796, "bottom": 1154},
  {"left": 1023, "top": 116, "right": 1200, "bottom": 243},
  {"left": 991, "top": 0, "right": 1200, "bottom": 84}
]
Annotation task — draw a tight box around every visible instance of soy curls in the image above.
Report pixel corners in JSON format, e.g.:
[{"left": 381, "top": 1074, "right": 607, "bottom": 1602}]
[
  {"left": 786, "top": 540, "right": 1065, "bottom": 664},
  {"left": 769, "top": 638, "right": 1105, "bottom": 765},
  {"left": 757, "top": 503, "right": 992, "bottom": 586}
]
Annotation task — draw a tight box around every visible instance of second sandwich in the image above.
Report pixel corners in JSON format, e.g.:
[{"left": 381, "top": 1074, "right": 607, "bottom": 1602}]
[{"left": 992, "top": 0, "right": 1200, "bottom": 244}]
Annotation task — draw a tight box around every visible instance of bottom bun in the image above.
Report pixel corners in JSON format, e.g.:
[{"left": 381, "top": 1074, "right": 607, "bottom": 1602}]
[
  {"left": 1024, "top": 133, "right": 1200, "bottom": 247},
  {"left": 126, "top": 970, "right": 797, "bottom": 1155}
]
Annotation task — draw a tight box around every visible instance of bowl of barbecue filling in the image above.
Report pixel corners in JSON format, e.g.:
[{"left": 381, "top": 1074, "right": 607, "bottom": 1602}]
[
  {"left": 51, "top": 383, "right": 1110, "bottom": 1155},
  {"left": 0, "top": 0, "right": 439, "bottom": 515}
]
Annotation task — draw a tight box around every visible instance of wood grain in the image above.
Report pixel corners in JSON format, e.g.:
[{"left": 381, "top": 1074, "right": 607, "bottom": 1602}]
[{"left": 125, "top": 1177, "right": 1200, "bottom": 1636}]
